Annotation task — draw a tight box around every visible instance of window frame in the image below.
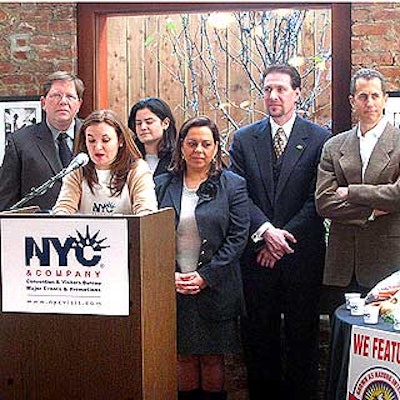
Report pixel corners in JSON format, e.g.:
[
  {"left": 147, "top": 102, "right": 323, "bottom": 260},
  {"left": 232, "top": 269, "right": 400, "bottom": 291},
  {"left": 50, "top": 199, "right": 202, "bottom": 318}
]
[{"left": 77, "top": 2, "right": 351, "bottom": 133}]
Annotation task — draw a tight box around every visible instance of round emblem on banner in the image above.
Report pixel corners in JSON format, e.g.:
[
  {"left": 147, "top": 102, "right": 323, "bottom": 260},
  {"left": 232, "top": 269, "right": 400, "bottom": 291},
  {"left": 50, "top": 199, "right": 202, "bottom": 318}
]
[{"left": 351, "top": 367, "right": 400, "bottom": 400}]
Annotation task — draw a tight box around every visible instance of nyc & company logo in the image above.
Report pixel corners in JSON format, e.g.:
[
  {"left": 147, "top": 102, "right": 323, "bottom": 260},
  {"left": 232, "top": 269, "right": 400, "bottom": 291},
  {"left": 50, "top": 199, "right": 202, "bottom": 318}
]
[{"left": 25, "top": 225, "right": 110, "bottom": 267}]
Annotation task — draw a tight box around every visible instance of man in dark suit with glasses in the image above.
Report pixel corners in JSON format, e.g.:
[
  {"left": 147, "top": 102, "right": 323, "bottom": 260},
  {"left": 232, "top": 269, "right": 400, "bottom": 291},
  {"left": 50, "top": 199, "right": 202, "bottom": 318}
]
[{"left": 0, "top": 71, "right": 84, "bottom": 212}]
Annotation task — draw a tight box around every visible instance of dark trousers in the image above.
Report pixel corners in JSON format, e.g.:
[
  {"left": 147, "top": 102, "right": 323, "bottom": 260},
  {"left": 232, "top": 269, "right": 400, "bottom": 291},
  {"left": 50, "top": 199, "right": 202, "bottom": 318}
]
[{"left": 241, "top": 256, "right": 322, "bottom": 400}]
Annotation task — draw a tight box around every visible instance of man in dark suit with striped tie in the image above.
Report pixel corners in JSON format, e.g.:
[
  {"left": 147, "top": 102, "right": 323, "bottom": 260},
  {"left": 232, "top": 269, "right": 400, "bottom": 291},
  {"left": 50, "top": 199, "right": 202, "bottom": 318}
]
[
  {"left": 0, "top": 71, "right": 84, "bottom": 211},
  {"left": 229, "top": 64, "right": 330, "bottom": 400}
]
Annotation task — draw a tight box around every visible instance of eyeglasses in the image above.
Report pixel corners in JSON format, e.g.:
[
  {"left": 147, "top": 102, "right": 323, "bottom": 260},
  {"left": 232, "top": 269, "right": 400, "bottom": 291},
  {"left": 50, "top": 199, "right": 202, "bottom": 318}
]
[
  {"left": 47, "top": 92, "right": 79, "bottom": 103},
  {"left": 183, "top": 139, "right": 215, "bottom": 150}
]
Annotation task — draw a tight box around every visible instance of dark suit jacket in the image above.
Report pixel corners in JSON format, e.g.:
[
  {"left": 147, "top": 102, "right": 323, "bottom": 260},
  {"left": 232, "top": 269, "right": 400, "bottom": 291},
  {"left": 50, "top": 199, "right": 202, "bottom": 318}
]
[
  {"left": 153, "top": 152, "right": 172, "bottom": 177},
  {"left": 155, "top": 170, "right": 250, "bottom": 320},
  {"left": 316, "top": 123, "right": 400, "bottom": 288},
  {"left": 229, "top": 116, "right": 330, "bottom": 282},
  {"left": 0, "top": 120, "right": 81, "bottom": 211},
  {"left": 135, "top": 139, "right": 173, "bottom": 177}
]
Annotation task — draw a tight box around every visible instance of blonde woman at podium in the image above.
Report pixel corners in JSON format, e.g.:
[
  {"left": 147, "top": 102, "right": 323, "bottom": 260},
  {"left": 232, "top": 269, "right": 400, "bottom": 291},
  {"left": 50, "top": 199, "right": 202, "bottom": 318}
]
[
  {"left": 53, "top": 109, "right": 157, "bottom": 215},
  {"left": 155, "top": 116, "right": 250, "bottom": 400}
]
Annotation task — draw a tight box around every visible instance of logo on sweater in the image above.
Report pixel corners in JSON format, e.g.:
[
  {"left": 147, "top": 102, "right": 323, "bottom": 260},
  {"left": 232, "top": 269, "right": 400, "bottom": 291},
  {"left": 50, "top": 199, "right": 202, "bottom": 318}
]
[
  {"left": 25, "top": 225, "right": 110, "bottom": 267},
  {"left": 92, "top": 201, "right": 116, "bottom": 214}
]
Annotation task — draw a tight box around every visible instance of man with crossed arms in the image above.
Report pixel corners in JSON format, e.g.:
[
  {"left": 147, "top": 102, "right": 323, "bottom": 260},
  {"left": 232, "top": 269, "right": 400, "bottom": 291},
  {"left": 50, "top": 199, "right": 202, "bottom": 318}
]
[{"left": 316, "top": 68, "right": 400, "bottom": 316}]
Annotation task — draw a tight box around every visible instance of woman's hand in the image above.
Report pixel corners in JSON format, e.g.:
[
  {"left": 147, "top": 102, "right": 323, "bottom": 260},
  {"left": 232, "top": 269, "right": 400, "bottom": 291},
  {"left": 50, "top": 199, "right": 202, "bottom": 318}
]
[{"left": 175, "top": 271, "right": 207, "bottom": 295}]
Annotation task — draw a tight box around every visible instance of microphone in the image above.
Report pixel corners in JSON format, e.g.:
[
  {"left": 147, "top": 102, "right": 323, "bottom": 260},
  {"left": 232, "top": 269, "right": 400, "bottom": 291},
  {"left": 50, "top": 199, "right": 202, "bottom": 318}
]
[
  {"left": 8, "top": 153, "right": 89, "bottom": 211},
  {"left": 42, "top": 152, "right": 89, "bottom": 183},
  {"left": 64, "top": 152, "right": 90, "bottom": 174}
]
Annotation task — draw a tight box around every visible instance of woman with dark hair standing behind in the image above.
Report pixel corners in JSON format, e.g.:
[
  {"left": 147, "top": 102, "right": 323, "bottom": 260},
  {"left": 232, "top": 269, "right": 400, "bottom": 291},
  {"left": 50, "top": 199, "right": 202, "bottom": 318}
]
[
  {"left": 53, "top": 109, "right": 157, "bottom": 215},
  {"left": 155, "top": 116, "right": 250, "bottom": 400},
  {"left": 128, "top": 97, "right": 177, "bottom": 177}
]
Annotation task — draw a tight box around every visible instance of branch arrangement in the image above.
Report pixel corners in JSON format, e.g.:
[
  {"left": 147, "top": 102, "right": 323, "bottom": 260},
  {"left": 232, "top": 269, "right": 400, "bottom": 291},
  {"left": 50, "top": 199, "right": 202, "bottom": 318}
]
[{"left": 144, "top": 9, "right": 332, "bottom": 153}]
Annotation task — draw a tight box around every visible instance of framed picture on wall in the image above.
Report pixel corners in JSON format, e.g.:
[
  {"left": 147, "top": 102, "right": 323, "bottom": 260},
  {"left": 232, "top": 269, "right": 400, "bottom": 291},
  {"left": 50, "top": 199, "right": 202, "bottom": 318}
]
[
  {"left": 0, "top": 96, "right": 43, "bottom": 166},
  {"left": 385, "top": 91, "right": 400, "bottom": 129}
]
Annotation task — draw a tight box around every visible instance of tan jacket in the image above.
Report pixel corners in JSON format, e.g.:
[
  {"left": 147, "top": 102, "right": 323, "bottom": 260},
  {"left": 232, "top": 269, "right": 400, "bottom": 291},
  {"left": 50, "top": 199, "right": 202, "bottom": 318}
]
[
  {"left": 53, "top": 158, "right": 158, "bottom": 215},
  {"left": 315, "top": 123, "right": 400, "bottom": 288}
]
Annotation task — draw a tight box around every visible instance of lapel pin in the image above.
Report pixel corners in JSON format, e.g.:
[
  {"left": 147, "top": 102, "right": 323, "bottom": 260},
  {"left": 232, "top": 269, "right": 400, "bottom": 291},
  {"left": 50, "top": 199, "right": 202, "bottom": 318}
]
[{"left": 295, "top": 144, "right": 304, "bottom": 151}]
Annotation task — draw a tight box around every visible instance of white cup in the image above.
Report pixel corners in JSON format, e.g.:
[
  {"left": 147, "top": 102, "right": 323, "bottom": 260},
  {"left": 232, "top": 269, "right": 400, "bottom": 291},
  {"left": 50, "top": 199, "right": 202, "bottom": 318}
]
[
  {"left": 363, "top": 304, "right": 380, "bottom": 324},
  {"left": 350, "top": 297, "right": 365, "bottom": 316},
  {"left": 345, "top": 292, "right": 361, "bottom": 310}
]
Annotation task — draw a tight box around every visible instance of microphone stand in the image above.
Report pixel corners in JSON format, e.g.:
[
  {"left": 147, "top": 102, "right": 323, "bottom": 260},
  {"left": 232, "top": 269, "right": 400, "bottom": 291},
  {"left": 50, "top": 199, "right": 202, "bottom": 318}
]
[{"left": 8, "top": 167, "right": 71, "bottom": 211}]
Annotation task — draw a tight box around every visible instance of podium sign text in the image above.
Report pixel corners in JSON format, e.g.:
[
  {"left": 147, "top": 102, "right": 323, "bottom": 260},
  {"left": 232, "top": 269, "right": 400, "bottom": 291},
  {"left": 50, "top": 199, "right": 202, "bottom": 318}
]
[{"left": 1, "top": 218, "right": 129, "bottom": 315}]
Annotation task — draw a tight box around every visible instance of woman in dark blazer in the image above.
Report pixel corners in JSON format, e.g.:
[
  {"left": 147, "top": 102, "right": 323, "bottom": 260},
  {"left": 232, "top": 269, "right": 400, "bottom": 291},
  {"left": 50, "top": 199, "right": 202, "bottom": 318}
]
[
  {"left": 155, "top": 116, "right": 250, "bottom": 400},
  {"left": 128, "top": 97, "right": 177, "bottom": 177}
]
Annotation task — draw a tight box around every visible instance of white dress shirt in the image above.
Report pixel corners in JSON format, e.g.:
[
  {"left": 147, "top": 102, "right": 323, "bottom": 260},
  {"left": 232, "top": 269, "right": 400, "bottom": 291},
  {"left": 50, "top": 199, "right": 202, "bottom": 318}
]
[{"left": 357, "top": 117, "right": 387, "bottom": 180}]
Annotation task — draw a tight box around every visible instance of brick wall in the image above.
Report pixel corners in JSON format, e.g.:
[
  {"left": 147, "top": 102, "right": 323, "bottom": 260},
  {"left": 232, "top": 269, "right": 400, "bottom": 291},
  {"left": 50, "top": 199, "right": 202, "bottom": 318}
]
[
  {"left": 352, "top": 2, "right": 400, "bottom": 90},
  {"left": 0, "top": 3, "right": 77, "bottom": 96}
]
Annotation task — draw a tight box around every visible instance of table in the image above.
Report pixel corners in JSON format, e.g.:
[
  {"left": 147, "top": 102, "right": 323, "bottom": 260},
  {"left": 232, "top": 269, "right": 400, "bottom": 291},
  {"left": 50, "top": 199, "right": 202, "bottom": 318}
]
[{"left": 325, "top": 304, "right": 398, "bottom": 400}]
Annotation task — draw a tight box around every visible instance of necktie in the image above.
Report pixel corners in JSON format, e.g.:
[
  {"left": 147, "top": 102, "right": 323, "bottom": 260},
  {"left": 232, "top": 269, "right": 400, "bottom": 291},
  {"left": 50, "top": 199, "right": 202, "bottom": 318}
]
[
  {"left": 58, "top": 132, "right": 73, "bottom": 167},
  {"left": 273, "top": 127, "right": 286, "bottom": 159}
]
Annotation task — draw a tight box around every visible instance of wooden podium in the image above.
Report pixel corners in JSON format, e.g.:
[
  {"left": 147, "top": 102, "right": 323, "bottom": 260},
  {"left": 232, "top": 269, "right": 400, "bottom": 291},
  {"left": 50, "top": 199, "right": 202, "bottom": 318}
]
[{"left": 0, "top": 209, "right": 177, "bottom": 400}]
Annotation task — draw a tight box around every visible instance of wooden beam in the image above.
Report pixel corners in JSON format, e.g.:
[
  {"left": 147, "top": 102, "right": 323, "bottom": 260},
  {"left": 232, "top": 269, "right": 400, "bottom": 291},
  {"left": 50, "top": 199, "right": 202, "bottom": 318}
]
[{"left": 331, "top": 3, "right": 352, "bottom": 134}]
